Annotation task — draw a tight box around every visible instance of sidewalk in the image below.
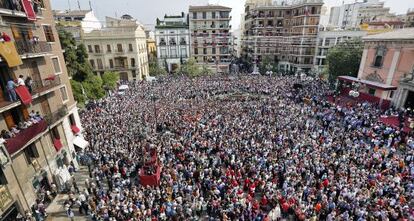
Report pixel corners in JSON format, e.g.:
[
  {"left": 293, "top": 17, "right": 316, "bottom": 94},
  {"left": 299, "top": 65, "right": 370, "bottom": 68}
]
[{"left": 45, "top": 166, "right": 90, "bottom": 221}]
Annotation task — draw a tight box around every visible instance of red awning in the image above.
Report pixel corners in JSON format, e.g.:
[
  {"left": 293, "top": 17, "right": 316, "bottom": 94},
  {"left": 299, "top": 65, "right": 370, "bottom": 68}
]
[
  {"left": 53, "top": 138, "right": 63, "bottom": 152},
  {"left": 15, "top": 85, "right": 32, "bottom": 105},
  {"left": 5, "top": 120, "right": 48, "bottom": 155},
  {"left": 338, "top": 76, "right": 397, "bottom": 91},
  {"left": 71, "top": 125, "right": 80, "bottom": 134},
  {"left": 21, "top": 0, "right": 37, "bottom": 21}
]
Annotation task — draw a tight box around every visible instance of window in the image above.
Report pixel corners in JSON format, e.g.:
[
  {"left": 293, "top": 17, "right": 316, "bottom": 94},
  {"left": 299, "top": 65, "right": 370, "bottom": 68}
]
[
  {"left": 212, "top": 47, "right": 216, "bottom": 54},
  {"left": 170, "top": 38, "right": 176, "bottom": 45},
  {"left": 203, "top": 48, "right": 207, "bottom": 55},
  {"left": 0, "top": 169, "right": 7, "bottom": 185},
  {"left": 368, "top": 88, "right": 376, "bottom": 95},
  {"left": 88, "top": 45, "right": 93, "bottom": 53},
  {"left": 193, "top": 12, "right": 197, "bottom": 19},
  {"left": 132, "top": 70, "right": 137, "bottom": 78},
  {"left": 89, "top": 59, "right": 95, "bottom": 68},
  {"left": 60, "top": 86, "right": 68, "bottom": 102},
  {"left": 212, "top": 11, "right": 216, "bottom": 18},
  {"left": 94, "top": 45, "right": 100, "bottom": 53},
  {"left": 131, "top": 58, "right": 136, "bottom": 67},
  {"left": 129, "top": 44, "right": 133, "bottom": 52},
  {"left": 97, "top": 58, "right": 103, "bottom": 69},
  {"left": 194, "top": 48, "right": 198, "bottom": 55},
  {"left": 43, "top": 25, "right": 55, "bottom": 42},
  {"left": 109, "top": 59, "right": 114, "bottom": 68},
  {"left": 51, "top": 127, "right": 60, "bottom": 139},
  {"left": 24, "top": 144, "right": 39, "bottom": 164},
  {"left": 180, "top": 38, "right": 186, "bottom": 45},
  {"left": 107, "top": 44, "right": 112, "bottom": 52},
  {"left": 69, "top": 114, "right": 76, "bottom": 125},
  {"left": 51, "top": 57, "right": 62, "bottom": 74},
  {"left": 373, "top": 46, "right": 386, "bottom": 68},
  {"left": 203, "top": 12, "right": 206, "bottom": 19},
  {"left": 117, "top": 44, "right": 123, "bottom": 52}
]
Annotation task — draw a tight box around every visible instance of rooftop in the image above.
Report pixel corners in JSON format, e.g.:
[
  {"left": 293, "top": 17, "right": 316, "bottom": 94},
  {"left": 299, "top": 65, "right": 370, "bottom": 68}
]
[
  {"left": 53, "top": 10, "right": 91, "bottom": 17},
  {"left": 363, "top": 28, "right": 414, "bottom": 41},
  {"left": 189, "top": 5, "right": 232, "bottom": 11}
]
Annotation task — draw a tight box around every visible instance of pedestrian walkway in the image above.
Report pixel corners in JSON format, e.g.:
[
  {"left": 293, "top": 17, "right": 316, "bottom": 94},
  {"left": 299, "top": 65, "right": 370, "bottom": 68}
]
[{"left": 45, "top": 166, "right": 90, "bottom": 221}]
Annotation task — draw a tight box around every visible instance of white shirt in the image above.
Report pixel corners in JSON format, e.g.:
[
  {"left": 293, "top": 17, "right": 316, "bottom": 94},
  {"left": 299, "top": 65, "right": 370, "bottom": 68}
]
[{"left": 17, "top": 78, "right": 25, "bottom": 86}]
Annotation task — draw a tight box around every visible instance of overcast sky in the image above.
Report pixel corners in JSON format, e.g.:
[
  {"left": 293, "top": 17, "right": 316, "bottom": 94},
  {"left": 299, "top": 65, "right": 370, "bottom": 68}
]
[{"left": 51, "top": 0, "right": 414, "bottom": 29}]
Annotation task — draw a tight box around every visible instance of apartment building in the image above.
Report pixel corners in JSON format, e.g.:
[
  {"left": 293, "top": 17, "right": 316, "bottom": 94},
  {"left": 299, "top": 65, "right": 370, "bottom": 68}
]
[
  {"left": 53, "top": 9, "right": 101, "bottom": 41},
  {"left": 189, "top": 5, "right": 232, "bottom": 73},
  {"left": 155, "top": 13, "right": 190, "bottom": 73},
  {"left": 329, "top": 0, "right": 395, "bottom": 29},
  {"left": 83, "top": 15, "right": 149, "bottom": 81},
  {"left": 241, "top": 0, "right": 323, "bottom": 73},
  {"left": 0, "top": 0, "right": 85, "bottom": 219},
  {"left": 407, "top": 9, "right": 414, "bottom": 27},
  {"left": 314, "top": 29, "right": 367, "bottom": 73}
]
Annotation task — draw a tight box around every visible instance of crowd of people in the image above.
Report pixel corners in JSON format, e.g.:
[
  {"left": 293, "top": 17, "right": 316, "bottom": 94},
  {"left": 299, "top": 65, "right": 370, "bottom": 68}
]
[
  {"left": 75, "top": 75, "right": 413, "bottom": 220},
  {"left": 0, "top": 110, "right": 43, "bottom": 141}
]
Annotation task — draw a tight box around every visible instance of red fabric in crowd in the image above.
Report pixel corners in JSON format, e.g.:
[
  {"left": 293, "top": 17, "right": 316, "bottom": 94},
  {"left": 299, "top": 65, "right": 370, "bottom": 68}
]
[
  {"left": 15, "top": 85, "right": 32, "bottom": 105},
  {"left": 139, "top": 165, "right": 161, "bottom": 186},
  {"left": 21, "top": 0, "right": 37, "bottom": 21},
  {"left": 53, "top": 138, "right": 63, "bottom": 152},
  {"left": 71, "top": 125, "right": 80, "bottom": 134},
  {"left": 5, "top": 120, "right": 48, "bottom": 155}
]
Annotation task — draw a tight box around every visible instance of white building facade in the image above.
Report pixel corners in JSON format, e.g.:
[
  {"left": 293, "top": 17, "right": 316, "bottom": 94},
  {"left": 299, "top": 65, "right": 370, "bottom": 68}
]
[
  {"left": 314, "top": 30, "right": 367, "bottom": 73},
  {"left": 329, "top": 0, "right": 393, "bottom": 29},
  {"left": 155, "top": 13, "right": 190, "bottom": 73},
  {"left": 83, "top": 15, "right": 149, "bottom": 81},
  {"left": 53, "top": 10, "right": 101, "bottom": 40}
]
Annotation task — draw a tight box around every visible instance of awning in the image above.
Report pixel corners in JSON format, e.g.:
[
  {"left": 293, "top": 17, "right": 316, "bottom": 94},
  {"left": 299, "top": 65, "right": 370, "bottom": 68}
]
[
  {"left": 73, "top": 136, "right": 89, "bottom": 149},
  {"left": 338, "top": 76, "right": 397, "bottom": 91},
  {"left": 53, "top": 138, "right": 63, "bottom": 152},
  {"left": 21, "top": 0, "right": 37, "bottom": 21},
  {"left": 15, "top": 85, "right": 32, "bottom": 105},
  {"left": 0, "top": 42, "right": 23, "bottom": 67},
  {"left": 71, "top": 125, "right": 80, "bottom": 134}
]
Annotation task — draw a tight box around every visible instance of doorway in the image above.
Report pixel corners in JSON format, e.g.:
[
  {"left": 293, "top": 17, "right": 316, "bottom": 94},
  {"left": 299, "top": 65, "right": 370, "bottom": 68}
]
[
  {"left": 404, "top": 90, "right": 414, "bottom": 109},
  {"left": 120, "top": 72, "right": 128, "bottom": 81}
]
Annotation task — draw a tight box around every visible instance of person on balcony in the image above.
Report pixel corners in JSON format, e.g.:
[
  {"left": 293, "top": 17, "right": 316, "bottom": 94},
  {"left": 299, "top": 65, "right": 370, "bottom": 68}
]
[
  {"left": 17, "top": 75, "right": 25, "bottom": 86},
  {"left": 25, "top": 76, "right": 33, "bottom": 94},
  {"left": 6, "top": 78, "right": 18, "bottom": 102}
]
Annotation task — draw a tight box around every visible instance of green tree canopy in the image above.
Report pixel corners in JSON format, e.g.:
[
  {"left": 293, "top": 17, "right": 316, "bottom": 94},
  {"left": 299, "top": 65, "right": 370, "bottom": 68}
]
[
  {"left": 180, "top": 58, "right": 201, "bottom": 77},
  {"left": 149, "top": 60, "right": 167, "bottom": 76},
  {"left": 326, "top": 39, "right": 364, "bottom": 82},
  {"left": 82, "top": 74, "right": 105, "bottom": 100},
  {"left": 102, "top": 71, "right": 120, "bottom": 90},
  {"left": 259, "top": 56, "right": 278, "bottom": 74},
  {"left": 70, "top": 79, "right": 86, "bottom": 104}
]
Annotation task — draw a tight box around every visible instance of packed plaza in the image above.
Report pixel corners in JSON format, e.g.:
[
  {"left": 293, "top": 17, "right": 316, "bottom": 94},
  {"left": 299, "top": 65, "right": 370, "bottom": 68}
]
[{"left": 63, "top": 75, "right": 413, "bottom": 220}]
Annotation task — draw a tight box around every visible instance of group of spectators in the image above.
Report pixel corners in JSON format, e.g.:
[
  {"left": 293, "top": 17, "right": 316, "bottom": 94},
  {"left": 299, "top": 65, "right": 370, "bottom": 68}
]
[
  {"left": 0, "top": 110, "right": 42, "bottom": 141},
  {"left": 75, "top": 75, "right": 413, "bottom": 220}
]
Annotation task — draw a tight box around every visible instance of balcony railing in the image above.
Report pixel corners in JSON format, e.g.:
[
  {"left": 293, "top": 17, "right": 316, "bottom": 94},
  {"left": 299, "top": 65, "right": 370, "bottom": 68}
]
[
  {"left": 0, "top": 0, "right": 43, "bottom": 16},
  {"left": 31, "top": 75, "right": 61, "bottom": 95},
  {"left": 5, "top": 119, "right": 48, "bottom": 155},
  {"left": 0, "top": 185, "right": 13, "bottom": 210},
  {"left": 44, "top": 106, "right": 68, "bottom": 126},
  {"left": 15, "top": 40, "right": 52, "bottom": 56}
]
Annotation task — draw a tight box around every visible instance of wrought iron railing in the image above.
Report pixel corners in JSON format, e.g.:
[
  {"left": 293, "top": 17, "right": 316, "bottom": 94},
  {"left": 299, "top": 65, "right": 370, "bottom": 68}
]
[
  {"left": 44, "top": 106, "right": 68, "bottom": 126},
  {"left": 15, "top": 40, "right": 52, "bottom": 55}
]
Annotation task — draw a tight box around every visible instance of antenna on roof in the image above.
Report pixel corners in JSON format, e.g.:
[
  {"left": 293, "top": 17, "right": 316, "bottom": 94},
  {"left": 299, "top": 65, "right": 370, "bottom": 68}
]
[
  {"left": 77, "top": 0, "right": 81, "bottom": 10},
  {"left": 89, "top": 0, "right": 92, "bottom": 10},
  {"left": 67, "top": 0, "right": 71, "bottom": 11}
]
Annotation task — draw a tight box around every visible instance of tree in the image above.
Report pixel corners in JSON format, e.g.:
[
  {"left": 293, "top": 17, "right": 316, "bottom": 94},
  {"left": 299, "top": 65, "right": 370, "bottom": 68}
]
[
  {"left": 102, "top": 71, "right": 119, "bottom": 90},
  {"left": 326, "top": 39, "right": 364, "bottom": 82},
  {"left": 258, "top": 56, "right": 278, "bottom": 74},
  {"left": 180, "top": 58, "right": 201, "bottom": 77},
  {"left": 82, "top": 74, "right": 105, "bottom": 100},
  {"left": 200, "top": 65, "right": 213, "bottom": 76},
  {"left": 149, "top": 61, "right": 167, "bottom": 76},
  {"left": 70, "top": 79, "right": 86, "bottom": 104}
]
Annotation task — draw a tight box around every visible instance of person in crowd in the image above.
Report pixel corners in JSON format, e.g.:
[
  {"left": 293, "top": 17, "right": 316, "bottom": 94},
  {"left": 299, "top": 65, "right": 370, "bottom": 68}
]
[{"left": 25, "top": 76, "right": 33, "bottom": 94}]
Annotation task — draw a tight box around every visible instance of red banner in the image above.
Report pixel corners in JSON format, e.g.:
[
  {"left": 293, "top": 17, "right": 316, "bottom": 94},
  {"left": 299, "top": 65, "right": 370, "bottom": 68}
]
[{"left": 21, "top": 0, "right": 37, "bottom": 21}]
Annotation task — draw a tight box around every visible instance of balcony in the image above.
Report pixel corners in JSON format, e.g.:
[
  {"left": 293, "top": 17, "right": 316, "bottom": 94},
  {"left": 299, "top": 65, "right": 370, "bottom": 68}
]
[
  {"left": 44, "top": 106, "right": 68, "bottom": 126},
  {"left": 15, "top": 40, "right": 52, "bottom": 58},
  {"left": 0, "top": 0, "right": 43, "bottom": 18},
  {"left": 0, "top": 185, "right": 13, "bottom": 211},
  {"left": 5, "top": 119, "right": 48, "bottom": 155},
  {"left": 0, "top": 76, "right": 61, "bottom": 114},
  {"left": 32, "top": 75, "right": 62, "bottom": 97}
]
